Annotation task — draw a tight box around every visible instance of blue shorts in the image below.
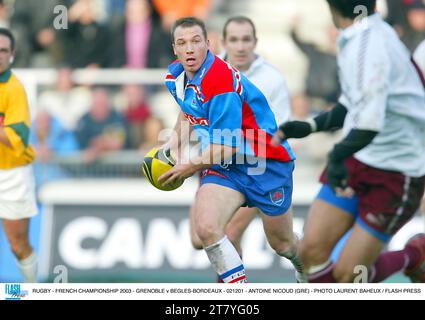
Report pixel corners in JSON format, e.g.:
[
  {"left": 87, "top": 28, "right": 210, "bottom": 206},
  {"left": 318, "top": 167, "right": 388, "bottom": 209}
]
[
  {"left": 317, "top": 184, "right": 391, "bottom": 243},
  {"left": 200, "top": 160, "right": 294, "bottom": 216}
]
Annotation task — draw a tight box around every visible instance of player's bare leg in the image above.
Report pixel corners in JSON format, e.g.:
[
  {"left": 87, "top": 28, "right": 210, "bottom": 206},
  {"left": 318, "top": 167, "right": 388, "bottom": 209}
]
[
  {"left": 225, "top": 207, "right": 258, "bottom": 256},
  {"left": 191, "top": 201, "right": 257, "bottom": 282},
  {"left": 261, "top": 208, "right": 305, "bottom": 281},
  {"left": 323, "top": 225, "right": 425, "bottom": 283},
  {"left": 194, "top": 183, "right": 247, "bottom": 283},
  {"left": 3, "top": 218, "right": 38, "bottom": 282},
  {"left": 299, "top": 199, "right": 355, "bottom": 281},
  {"left": 333, "top": 224, "right": 384, "bottom": 282},
  {"left": 302, "top": 201, "right": 425, "bottom": 283},
  {"left": 189, "top": 198, "right": 203, "bottom": 250}
]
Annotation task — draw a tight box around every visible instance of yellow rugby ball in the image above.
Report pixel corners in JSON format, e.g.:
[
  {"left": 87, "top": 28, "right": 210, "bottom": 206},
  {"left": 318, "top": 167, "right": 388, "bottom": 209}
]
[{"left": 142, "top": 147, "right": 183, "bottom": 191}]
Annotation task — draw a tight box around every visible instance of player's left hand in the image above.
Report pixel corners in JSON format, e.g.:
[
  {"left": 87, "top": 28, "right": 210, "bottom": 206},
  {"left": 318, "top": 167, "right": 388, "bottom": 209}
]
[
  {"left": 158, "top": 163, "right": 195, "bottom": 186},
  {"left": 326, "top": 157, "right": 354, "bottom": 198}
]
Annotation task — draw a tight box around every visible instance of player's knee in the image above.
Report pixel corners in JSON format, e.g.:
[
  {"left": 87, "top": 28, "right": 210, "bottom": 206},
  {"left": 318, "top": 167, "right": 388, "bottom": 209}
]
[
  {"left": 299, "top": 239, "right": 329, "bottom": 269},
  {"left": 191, "top": 233, "right": 204, "bottom": 250},
  {"left": 333, "top": 264, "right": 356, "bottom": 283},
  {"left": 195, "top": 222, "right": 222, "bottom": 246},
  {"left": 268, "top": 236, "right": 294, "bottom": 257}
]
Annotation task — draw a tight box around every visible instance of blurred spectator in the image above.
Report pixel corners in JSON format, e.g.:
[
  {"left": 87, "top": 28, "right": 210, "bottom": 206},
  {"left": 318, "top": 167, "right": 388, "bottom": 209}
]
[
  {"left": 387, "top": 0, "right": 425, "bottom": 51},
  {"left": 63, "top": 0, "right": 110, "bottom": 68},
  {"left": 0, "top": 0, "right": 9, "bottom": 28},
  {"left": 386, "top": 0, "right": 409, "bottom": 31},
  {"left": 30, "top": 110, "right": 79, "bottom": 187},
  {"left": 107, "top": 0, "right": 126, "bottom": 17},
  {"left": 9, "top": 0, "right": 71, "bottom": 67},
  {"left": 414, "top": 38, "right": 425, "bottom": 74},
  {"left": 149, "top": 0, "right": 211, "bottom": 67},
  {"left": 153, "top": 0, "right": 210, "bottom": 31},
  {"left": 76, "top": 87, "right": 129, "bottom": 163},
  {"left": 38, "top": 68, "right": 91, "bottom": 130},
  {"left": 291, "top": 21, "right": 340, "bottom": 109},
  {"left": 109, "top": 0, "right": 152, "bottom": 68},
  {"left": 121, "top": 84, "right": 164, "bottom": 149},
  {"left": 405, "top": 0, "right": 425, "bottom": 50}
]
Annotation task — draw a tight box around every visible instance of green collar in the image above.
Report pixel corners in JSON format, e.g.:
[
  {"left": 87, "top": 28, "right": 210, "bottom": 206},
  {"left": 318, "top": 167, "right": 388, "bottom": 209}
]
[{"left": 0, "top": 69, "right": 12, "bottom": 83}]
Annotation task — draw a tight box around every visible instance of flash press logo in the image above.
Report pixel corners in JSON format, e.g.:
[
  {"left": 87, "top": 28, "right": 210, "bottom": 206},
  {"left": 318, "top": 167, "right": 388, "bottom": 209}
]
[{"left": 4, "top": 284, "right": 28, "bottom": 300}]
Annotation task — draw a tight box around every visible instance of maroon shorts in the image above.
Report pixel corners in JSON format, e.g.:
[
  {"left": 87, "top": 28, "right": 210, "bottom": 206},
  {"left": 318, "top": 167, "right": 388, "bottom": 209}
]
[{"left": 319, "top": 157, "right": 425, "bottom": 240}]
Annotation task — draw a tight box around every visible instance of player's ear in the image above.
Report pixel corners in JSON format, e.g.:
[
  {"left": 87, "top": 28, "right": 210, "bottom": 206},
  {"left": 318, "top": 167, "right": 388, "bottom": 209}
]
[
  {"left": 172, "top": 44, "right": 177, "bottom": 56},
  {"left": 10, "top": 50, "right": 16, "bottom": 64}
]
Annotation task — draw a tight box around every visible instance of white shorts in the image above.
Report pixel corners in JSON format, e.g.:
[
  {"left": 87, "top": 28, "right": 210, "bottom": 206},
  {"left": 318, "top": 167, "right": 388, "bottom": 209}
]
[{"left": 0, "top": 165, "right": 37, "bottom": 220}]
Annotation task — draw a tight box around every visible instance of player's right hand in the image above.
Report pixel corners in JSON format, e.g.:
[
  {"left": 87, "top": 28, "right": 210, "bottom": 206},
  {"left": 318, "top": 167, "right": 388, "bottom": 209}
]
[{"left": 278, "top": 121, "right": 313, "bottom": 139}]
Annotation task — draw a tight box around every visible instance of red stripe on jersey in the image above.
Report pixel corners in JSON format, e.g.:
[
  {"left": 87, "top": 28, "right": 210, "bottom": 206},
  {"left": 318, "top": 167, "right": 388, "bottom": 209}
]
[
  {"left": 242, "top": 101, "right": 292, "bottom": 162},
  {"left": 183, "top": 113, "right": 209, "bottom": 126},
  {"left": 229, "top": 275, "right": 247, "bottom": 283},
  {"left": 231, "top": 66, "right": 243, "bottom": 95},
  {"left": 411, "top": 57, "right": 425, "bottom": 90},
  {"left": 165, "top": 73, "right": 175, "bottom": 80},
  {"left": 201, "top": 57, "right": 234, "bottom": 103},
  {"left": 187, "top": 84, "right": 204, "bottom": 102}
]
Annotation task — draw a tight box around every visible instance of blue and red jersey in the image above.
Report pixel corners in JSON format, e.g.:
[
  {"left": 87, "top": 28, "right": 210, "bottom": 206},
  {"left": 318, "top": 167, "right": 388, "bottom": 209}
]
[{"left": 165, "top": 51, "right": 295, "bottom": 162}]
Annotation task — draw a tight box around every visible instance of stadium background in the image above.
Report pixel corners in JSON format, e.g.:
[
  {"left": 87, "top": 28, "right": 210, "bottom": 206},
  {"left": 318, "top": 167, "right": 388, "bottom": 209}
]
[{"left": 0, "top": 0, "right": 424, "bottom": 283}]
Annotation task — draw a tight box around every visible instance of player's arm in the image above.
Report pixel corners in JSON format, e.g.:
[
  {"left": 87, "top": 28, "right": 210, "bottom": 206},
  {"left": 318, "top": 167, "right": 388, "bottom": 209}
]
[
  {"left": 158, "top": 143, "right": 237, "bottom": 186},
  {"left": 159, "top": 91, "right": 242, "bottom": 186},
  {"left": 2, "top": 84, "right": 31, "bottom": 156},
  {"left": 326, "top": 129, "right": 378, "bottom": 191},
  {"left": 0, "top": 126, "right": 13, "bottom": 148},
  {"left": 276, "top": 101, "right": 348, "bottom": 140},
  {"left": 161, "top": 111, "right": 190, "bottom": 158}
]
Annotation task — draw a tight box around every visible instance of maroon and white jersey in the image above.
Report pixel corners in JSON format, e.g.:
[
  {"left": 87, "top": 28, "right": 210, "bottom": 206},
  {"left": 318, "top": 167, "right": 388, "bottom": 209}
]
[{"left": 337, "top": 14, "right": 425, "bottom": 177}]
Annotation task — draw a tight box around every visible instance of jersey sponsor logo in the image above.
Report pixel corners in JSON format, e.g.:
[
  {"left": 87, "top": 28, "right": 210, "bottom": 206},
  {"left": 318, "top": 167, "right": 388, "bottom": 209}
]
[
  {"left": 183, "top": 113, "right": 209, "bottom": 126},
  {"left": 269, "top": 187, "right": 284, "bottom": 206},
  {"left": 201, "top": 169, "right": 227, "bottom": 179}
]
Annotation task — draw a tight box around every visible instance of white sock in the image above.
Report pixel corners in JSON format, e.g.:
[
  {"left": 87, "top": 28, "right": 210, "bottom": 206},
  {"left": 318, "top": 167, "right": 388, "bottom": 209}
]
[
  {"left": 17, "top": 251, "right": 38, "bottom": 283},
  {"left": 205, "top": 236, "right": 247, "bottom": 283}
]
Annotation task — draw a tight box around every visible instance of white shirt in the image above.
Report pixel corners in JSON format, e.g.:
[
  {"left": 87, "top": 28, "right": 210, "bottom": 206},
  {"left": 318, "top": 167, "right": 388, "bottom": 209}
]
[
  {"left": 244, "top": 56, "right": 291, "bottom": 124},
  {"left": 219, "top": 54, "right": 291, "bottom": 124},
  {"left": 414, "top": 39, "right": 425, "bottom": 76},
  {"left": 337, "top": 14, "right": 425, "bottom": 177}
]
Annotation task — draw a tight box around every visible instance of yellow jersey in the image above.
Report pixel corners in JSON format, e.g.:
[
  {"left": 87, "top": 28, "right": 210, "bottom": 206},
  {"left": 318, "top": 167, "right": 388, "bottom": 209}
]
[{"left": 0, "top": 69, "right": 35, "bottom": 169}]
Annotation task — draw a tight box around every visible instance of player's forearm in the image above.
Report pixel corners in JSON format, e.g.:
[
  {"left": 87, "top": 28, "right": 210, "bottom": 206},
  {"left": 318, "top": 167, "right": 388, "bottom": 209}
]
[
  {"left": 312, "top": 102, "right": 347, "bottom": 132},
  {"left": 0, "top": 127, "right": 12, "bottom": 148},
  {"left": 164, "top": 112, "right": 189, "bottom": 151},
  {"left": 329, "top": 129, "right": 378, "bottom": 162},
  {"left": 278, "top": 102, "right": 347, "bottom": 139},
  {"left": 190, "top": 144, "right": 237, "bottom": 171}
]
